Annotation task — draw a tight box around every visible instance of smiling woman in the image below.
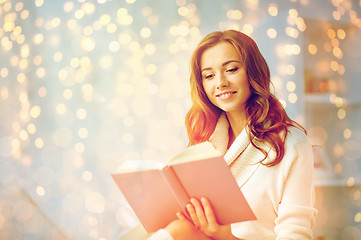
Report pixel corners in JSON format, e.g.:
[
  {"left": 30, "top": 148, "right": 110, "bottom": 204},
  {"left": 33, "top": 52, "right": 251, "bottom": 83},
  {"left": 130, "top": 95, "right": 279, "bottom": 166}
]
[
  {"left": 148, "top": 29, "right": 318, "bottom": 240},
  {"left": 186, "top": 30, "right": 304, "bottom": 167},
  {"left": 201, "top": 42, "right": 251, "bottom": 139}
]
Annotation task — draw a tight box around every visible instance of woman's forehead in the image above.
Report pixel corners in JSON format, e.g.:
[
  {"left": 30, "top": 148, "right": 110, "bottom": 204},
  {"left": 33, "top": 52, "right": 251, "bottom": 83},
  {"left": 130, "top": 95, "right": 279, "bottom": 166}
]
[{"left": 200, "top": 42, "right": 242, "bottom": 69}]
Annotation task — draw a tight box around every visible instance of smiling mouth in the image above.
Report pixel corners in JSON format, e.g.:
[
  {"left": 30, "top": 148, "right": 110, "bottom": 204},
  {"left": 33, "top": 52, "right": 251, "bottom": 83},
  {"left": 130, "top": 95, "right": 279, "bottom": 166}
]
[{"left": 216, "top": 91, "right": 237, "bottom": 99}]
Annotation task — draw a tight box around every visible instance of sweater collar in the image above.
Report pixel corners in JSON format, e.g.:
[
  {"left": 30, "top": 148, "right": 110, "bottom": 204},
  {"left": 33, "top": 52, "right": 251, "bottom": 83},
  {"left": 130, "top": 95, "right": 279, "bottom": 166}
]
[
  {"left": 210, "top": 113, "right": 252, "bottom": 165},
  {"left": 209, "top": 113, "right": 229, "bottom": 156},
  {"left": 210, "top": 113, "right": 267, "bottom": 187}
]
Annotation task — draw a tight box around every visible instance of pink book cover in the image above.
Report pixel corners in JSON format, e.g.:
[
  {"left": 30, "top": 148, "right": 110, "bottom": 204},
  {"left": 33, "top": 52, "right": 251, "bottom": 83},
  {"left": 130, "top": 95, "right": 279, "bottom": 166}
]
[{"left": 111, "top": 142, "right": 256, "bottom": 232}]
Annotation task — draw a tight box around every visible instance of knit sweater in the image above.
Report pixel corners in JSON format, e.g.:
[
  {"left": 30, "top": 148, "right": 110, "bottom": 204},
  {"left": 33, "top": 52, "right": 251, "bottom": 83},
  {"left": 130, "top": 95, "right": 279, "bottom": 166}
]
[{"left": 210, "top": 113, "right": 317, "bottom": 240}]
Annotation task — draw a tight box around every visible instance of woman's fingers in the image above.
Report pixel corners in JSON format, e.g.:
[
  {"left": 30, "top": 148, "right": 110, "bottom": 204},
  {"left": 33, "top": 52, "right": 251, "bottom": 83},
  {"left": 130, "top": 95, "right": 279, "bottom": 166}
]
[
  {"left": 183, "top": 197, "right": 230, "bottom": 239},
  {"left": 190, "top": 198, "right": 208, "bottom": 227},
  {"left": 176, "top": 212, "right": 186, "bottom": 221},
  {"left": 186, "top": 197, "right": 218, "bottom": 230},
  {"left": 186, "top": 203, "right": 200, "bottom": 228},
  {"left": 201, "top": 197, "right": 218, "bottom": 225}
]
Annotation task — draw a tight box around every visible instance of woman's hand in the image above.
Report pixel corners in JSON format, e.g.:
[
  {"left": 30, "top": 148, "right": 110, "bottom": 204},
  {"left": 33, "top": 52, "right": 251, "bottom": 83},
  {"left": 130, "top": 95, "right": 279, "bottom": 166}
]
[{"left": 178, "top": 197, "right": 237, "bottom": 240}]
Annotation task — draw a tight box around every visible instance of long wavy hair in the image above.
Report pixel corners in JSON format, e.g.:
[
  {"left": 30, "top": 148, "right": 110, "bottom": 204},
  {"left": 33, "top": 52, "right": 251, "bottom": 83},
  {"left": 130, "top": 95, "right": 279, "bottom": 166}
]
[{"left": 185, "top": 30, "right": 305, "bottom": 167}]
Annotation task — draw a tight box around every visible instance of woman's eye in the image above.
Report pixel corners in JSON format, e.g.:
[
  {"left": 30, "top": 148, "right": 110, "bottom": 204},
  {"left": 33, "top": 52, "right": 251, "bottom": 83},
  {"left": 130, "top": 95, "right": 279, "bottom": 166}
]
[
  {"left": 204, "top": 74, "right": 214, "bottom": 79},
  {"left": 227, "top": 67, "right": 238, "bottom": 73}
]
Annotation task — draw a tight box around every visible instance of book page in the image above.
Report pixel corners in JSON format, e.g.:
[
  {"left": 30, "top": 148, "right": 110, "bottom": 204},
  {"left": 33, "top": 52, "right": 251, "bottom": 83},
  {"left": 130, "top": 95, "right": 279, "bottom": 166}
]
[
  {"left": 117, "top": 142, "right": 218, "bottom": 173},
  {"left": 169, "top": 141, "right": 221, "bottom": 164},
  {"left": 116, "top": 160, "right": 166, "bottom": 173},
  {"left": 172, "top": 156, "right": 256, "bottom": 225},
  {"left": 112, "top": 169, "right": 182, "bottom": 232}
]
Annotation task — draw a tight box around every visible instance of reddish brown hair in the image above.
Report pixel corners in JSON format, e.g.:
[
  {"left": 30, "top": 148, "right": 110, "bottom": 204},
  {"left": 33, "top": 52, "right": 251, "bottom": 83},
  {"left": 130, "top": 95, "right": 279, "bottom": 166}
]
[{"left": 185, "top": 30, "right": 305, "bottom": 166}]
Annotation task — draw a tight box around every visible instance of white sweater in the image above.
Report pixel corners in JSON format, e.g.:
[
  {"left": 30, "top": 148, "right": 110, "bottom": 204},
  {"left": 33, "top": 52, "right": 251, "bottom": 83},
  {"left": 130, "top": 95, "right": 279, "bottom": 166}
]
[
  {"left": 150, "top": 114, "right": 317, "bottom": 240},
  {"left": 211, "top": 113, "right": 317, "bottom": 239}
]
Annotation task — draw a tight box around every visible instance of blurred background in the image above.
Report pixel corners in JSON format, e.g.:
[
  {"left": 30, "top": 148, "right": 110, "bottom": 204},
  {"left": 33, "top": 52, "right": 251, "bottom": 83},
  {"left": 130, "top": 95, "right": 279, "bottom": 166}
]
[{"left": 0, "top": 0, "right": 361, "bottom": 239}]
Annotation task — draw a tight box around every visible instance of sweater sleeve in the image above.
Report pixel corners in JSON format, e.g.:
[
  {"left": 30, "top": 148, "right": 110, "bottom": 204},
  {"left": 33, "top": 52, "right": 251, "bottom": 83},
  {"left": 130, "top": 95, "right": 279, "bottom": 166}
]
[
  {"left": 147, "top": 229, "right": 175, "bottom": 240},
  {"left": 274, "top": 136, "right": 318, "bottom": 239}
]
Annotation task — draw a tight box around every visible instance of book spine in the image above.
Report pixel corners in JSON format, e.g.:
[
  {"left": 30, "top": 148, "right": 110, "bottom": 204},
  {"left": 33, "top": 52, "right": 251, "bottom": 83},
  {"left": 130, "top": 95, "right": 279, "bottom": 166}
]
[{"left": 160, "top": 166, "right": 190, "bottom": 213}]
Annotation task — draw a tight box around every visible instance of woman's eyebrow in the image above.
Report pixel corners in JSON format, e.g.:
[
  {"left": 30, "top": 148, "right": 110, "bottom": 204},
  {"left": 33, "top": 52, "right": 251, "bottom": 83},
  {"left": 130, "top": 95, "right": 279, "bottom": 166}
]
[
  {"left": 201, "top": 60, "right": 241, "bottom": 73},
  {"left": 222, "top": 60, "right": 241, "bottom": 66}
]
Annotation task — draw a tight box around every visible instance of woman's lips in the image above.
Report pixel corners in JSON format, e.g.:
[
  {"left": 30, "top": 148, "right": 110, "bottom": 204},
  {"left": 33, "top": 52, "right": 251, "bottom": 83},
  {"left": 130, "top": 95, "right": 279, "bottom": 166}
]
[{"left": 216, "top": 91, "right": 236, "bottom": 100}]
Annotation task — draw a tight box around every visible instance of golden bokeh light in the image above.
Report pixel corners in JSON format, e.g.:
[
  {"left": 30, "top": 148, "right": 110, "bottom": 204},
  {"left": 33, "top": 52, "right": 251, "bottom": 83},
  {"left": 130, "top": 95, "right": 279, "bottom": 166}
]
[
  {"left": 140, "top": 27, "right": 151, "bottom": 38},
  {"left": 268, "top": 4, "right": 278, "bottom": 16},
  {"left": 227, "top": 10, "right": 243, "bottom": 20},
  {"left": 242, "top": 24, "right": 253, "bottom": 35},
  {"left": 308, "top": 43, "right": 317, "bottom": 55},
  {"left": 333, "top": 10, "right": 341, "bottom": 20},
  {"left": 286, "top": 64, "right": 296, "bottom": 75},
  {"left": 38, "top": 87, "right": 47, "bottom": 98},
  {"left": 335, "top": 97, "right": 344, "bottom": 108},
  {"left": 288, "top": 92, "right": 298, "bottom": 103},
  {"left": 19, "top": 129, "right": 28, "bottom": 141},
  {"left": 78, "top": 128, "right": 89, "bottom": 139},
  {"left": 267, "top": 28, "right": 277, "bottom": 39},
  {"left": 107, "top": 23, "right": 117, "bottom": 33},
  {"left": 63, "top": 1, "right": 74, "bottom": 12},
  {"left": 178, "top": 6, "right": 189, "bottom": 17},
  {"left": 333, "top": 46, "right": 343, "bottom": 58},
  {"left": 355, "top": 212, "right": 361, "bottom": 223},
  {"left": 76, "top": 108, "right": 87, "bottom": 120},
  {"left": 75, "top": 142, "right": 85, "bottom": 153},
  {"left": 35, "top": 0, "right": 44, "bottom": 7},
  {"left": 63, "top": 89, "right": 73, "bottom": 100},
  {"left": 285, "top": 27, "right": 299, "bottom": 38},
  {"left": 33, "top": 33, "right": 44, "bottom": 44},
  {"left": 30, "top": 105, "right": 41, "bottom": 119},
  {"left": 327, "top": 28, "right": 336, "bottom": 39},
  {"left": 82, "top": 171, "right": 93, "bottom": 182},
  {"left": 344, "top": 128, "right": 352, "bottom": 139},
  {"left": 146, "top": 64, "right": 157, "bottom": 75},
  {"left": 286, "top": 81, "right": 296, "bottom": 92},
  {"left": 34, "top": 138, "right": 44, "bottom": 149},
  {"left": 27, "top": 123, "right": 36, "bottom": 134},
  {"left": 36, "top": 67, "right": 46, "bottom": 78},
  {"left": 337, "top": 108, "right": 346, "bottom": 119},
  {"left": 289, "top": 9, "right": 298, "bottom": 18},
  {"left": 347, "top": 177, "right": 355, "bottom": 187},
  {"left": 337, "top": 28, "right": 346, "bottom": 39},
  {"left": 330, "top": 60, "right": 339, "bottom": 71},
  {"left": 36, "top": 186, "right": 46, "bottom": 196}
]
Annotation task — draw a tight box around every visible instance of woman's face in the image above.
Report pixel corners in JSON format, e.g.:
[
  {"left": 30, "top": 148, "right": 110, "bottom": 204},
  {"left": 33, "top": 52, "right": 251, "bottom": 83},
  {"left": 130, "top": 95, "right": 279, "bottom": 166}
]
[{"left": 200, "top": 42, "right": 251, "bottom": 115}]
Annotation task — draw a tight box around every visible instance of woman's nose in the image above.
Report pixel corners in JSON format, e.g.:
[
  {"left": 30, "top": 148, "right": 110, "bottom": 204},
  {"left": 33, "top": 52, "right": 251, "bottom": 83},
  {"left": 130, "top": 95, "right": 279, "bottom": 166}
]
[{"left": 216, "top": 75, "right": 229, "bottom": 89}]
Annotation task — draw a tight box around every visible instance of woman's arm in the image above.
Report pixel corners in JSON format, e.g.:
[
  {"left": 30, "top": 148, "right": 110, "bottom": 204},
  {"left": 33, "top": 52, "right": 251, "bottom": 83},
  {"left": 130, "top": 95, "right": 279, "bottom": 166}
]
[{"left": 274, "top": 138, "right": 318, "bottom": 239}]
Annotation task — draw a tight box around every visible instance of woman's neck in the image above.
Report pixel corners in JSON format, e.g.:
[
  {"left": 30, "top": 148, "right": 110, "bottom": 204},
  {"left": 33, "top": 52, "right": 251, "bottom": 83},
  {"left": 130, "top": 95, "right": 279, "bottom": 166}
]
[{"left": 226, "top": 111, "right": 247, "bottom": 144}]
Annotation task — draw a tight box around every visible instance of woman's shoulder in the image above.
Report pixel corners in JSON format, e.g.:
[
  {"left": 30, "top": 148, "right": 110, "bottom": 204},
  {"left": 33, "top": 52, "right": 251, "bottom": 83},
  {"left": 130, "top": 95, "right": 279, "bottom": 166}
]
[
  {"left": 285, "top": 125, "right": 308, "bottom": 145},
  {"left": 281, "top": 126, "right": 312, "bottom": 167}
]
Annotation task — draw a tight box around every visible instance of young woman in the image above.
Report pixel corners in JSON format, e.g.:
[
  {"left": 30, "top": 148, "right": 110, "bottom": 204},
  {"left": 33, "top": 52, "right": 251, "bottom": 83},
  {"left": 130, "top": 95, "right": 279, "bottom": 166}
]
[{"left": 148, "top": 30, "right": 317, "bottom": 240}]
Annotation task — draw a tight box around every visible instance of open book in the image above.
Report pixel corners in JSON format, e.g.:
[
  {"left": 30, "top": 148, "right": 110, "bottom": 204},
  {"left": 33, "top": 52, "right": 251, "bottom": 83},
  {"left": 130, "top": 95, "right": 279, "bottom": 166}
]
[{"left": 111, "top": 141, "right": 256, "bottom": 232}]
